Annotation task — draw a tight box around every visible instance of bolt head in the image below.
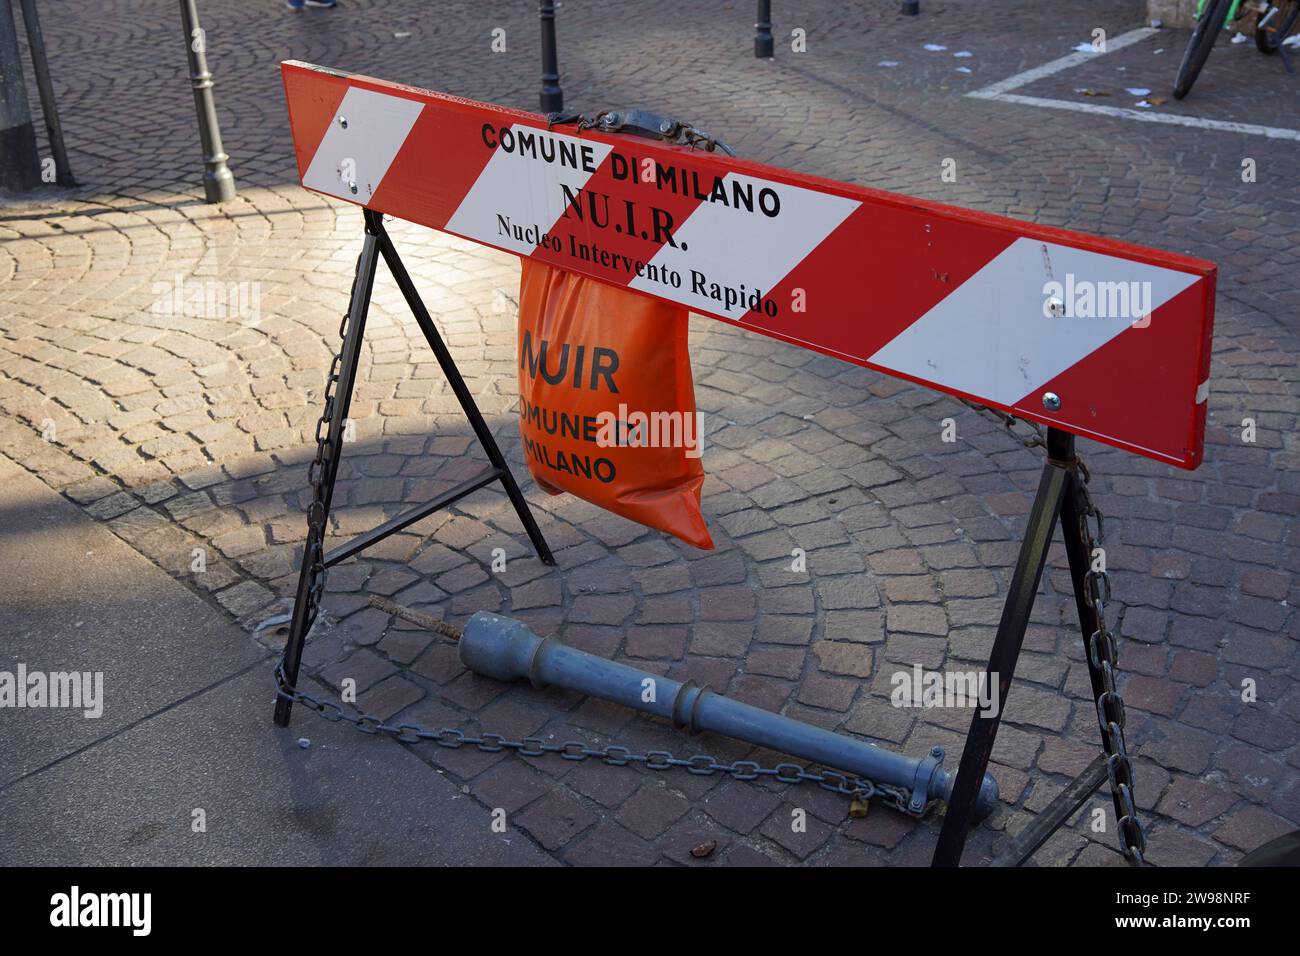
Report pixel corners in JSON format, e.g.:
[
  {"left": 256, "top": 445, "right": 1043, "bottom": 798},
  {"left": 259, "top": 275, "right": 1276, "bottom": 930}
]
[
  {"left": 348, "top": 181, "right": 358, "bottom": 195},
  {"left": 338, "top": 116, "right": 348, "bottom": 129},
  {"left": 659, "top": 119, "right": 674, "bottom": 134},
  {"left": 1047, "top": 296, "right": 1065, "bottom": 317},
  {"left": 605, "top": 112, "right": 620, "bottom": 126},
  {"left": 1042, "top": 392, "right": 1062, "bottom": 411}
]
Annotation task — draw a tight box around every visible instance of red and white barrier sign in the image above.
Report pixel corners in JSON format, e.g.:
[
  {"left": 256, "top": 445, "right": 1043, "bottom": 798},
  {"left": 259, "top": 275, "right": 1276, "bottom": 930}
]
[{"left": 282, "top": 61, "right": 1216, "bottom": 469}]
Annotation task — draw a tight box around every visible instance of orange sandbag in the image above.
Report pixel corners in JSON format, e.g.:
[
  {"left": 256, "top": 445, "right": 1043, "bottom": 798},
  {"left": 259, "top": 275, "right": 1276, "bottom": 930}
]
[{"left": 517, "top": 260, "right": 713, "bottom": 550}]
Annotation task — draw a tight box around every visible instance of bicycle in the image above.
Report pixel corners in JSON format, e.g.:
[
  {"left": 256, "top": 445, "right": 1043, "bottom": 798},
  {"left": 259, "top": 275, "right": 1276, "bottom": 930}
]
[{"left": 1173, "top": 0, "right": 1300, "bottom": 99}]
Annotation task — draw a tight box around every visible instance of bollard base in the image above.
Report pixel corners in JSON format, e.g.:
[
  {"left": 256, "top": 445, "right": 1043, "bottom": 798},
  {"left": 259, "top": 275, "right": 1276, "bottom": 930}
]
[
  {"left": 539, "top": 88, "right": 563, "bottom": 115},
  {"left": 203, "top": 165, "right": 237, "bottom": 204},
  {"left": 0, "top": 121, "right": 42, "bottom": 193}
]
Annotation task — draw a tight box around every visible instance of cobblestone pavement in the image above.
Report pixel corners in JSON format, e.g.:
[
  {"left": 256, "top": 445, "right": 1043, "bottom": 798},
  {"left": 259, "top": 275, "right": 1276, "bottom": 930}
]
[{"left": 1, "top": 0, "right": 1296, "bottom": 866}]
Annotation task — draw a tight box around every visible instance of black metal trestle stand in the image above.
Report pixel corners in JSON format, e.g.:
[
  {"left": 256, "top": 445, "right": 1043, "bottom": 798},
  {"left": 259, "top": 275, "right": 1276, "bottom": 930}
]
[
  {"left": 932, "top": 427, "right": 1121, "bottom": 866},
  {"left": 273, "top": 210, "right": 553, "bottom": 727}
]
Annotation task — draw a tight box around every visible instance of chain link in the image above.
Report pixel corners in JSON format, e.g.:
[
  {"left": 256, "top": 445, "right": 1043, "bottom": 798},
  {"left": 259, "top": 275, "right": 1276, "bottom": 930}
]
[
  {"left": 548, "top": 109, "right": 736, "bottom": 156},
  {"left": 958, "top": 398, "right": 1048, "bottom": 450},
  {"left": 961, "top": 401, "right": 1145, "bottom": 865},
  {"left": 273, "top": 663, "right": 920, "bottom": 817},
  {"left": 1072, "top": 461, "right": 1146, "bottom": 865},
  {"left": 299, "top": 259, "right": 362, "bottom": 632}
]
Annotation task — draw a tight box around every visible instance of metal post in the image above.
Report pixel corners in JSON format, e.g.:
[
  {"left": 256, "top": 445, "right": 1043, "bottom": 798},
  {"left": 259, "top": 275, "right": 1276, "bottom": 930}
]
[
  {"left": 901, "top": 1, "right": 920, "bottom": 15},
  {"left": 538, "top": 0, "right": 562, "bottom": 114},
  {"left": 178, "top": 0, "right": 235, "bottom": 203},
  {"left": 272, "top": 216, "right": 380, "bottom": 727},
  {"left": 0, "top": 0, "right": 40, "bottom": 192},
  {"left": 754, "top": 0, "right": 774, "bottom": 58},
  {"left": 931, "top": 427, "right": 1075, "bottom": 866},
  {"left": 17, "top": 0, "right": 73, "bottom": 186}
]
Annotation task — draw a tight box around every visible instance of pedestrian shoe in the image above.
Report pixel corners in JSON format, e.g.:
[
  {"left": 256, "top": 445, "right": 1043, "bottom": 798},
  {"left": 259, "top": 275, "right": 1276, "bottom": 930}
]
[
  {"left": 304, "top": 0, "right": 337, "bottom": 7},
  {"left": 286, "top": 0, "right": 304, "bottom": 9}
]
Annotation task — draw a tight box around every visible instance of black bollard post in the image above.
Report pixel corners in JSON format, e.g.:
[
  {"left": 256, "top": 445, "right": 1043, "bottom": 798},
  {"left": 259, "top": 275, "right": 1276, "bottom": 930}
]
[
  {"left": 538, "top": 0, "right": 562, "bottom": 114},
  {"left": 0, "top": 0, "right": 40, "bottom": 191},
  {"left": 17, "top": 0, "right": 74, "bottom": 186},
  {"left": 755, "top": 0, "right": 774, "bottom": 58},
  {"left": 179, "top": 0, "right": 235, "bottom": 203}
]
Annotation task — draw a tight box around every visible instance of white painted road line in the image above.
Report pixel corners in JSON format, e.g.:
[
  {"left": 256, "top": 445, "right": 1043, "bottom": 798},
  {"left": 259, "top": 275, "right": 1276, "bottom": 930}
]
[
  {"left": 988, "top": 92, "right": 1300, "bottom": 141},
  {"left": 969, "top": 27, "right": 1159, "bottom": 97},
  {"left": 967, "top": 26, "right": 1300, "bottom": 141}
]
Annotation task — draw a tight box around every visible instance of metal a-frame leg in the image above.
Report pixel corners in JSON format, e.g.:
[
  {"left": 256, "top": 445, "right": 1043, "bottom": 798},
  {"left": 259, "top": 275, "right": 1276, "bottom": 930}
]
[
  {"left": 274, "top": 210, "right": 553, "bottom": 727},
  {"left": 371, "top": 213, "right": 554, "bottom": 568},
  {"left": 931, "top": 428, "right": 1076, "bottom": 866},
  {"left": 273, "top": 219, "right": 380, "bottom": 727},
  {"left": 986, "top": 455, "right": 1132, "bottom": 867}
]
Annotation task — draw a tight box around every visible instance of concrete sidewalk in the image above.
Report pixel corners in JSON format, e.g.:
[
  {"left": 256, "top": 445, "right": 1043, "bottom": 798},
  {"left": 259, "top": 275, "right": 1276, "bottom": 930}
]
[{"left": 0, "top": 454, "right": 550, "bottom": 865}]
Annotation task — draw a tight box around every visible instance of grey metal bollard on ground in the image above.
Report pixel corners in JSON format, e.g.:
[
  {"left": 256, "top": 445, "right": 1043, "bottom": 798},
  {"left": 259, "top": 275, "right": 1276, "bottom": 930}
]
[
  {"left": 0, "top": 0, "right": 41, "bottom": 191},
  {"left": 460, "top": 611, "right": 1000, "bottom": 820},
  {"left": 179, "top": 0, "right": 234, "bottom": 203}
]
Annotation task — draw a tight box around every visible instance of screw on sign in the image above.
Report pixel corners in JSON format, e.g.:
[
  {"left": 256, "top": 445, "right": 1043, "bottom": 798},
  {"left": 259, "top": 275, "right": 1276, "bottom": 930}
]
[{"left": 277, "top": 61, "right": 1214, "bottom": 868}]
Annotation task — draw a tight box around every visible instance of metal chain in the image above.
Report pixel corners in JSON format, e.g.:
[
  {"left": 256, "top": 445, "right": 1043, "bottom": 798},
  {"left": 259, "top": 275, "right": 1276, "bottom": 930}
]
[
  {"left": 299, "top": 257, "right": 362, "bottom": 630},
  {"left": 960, "top": 401, "right": 1145, "bottom": 864},
  {"left": 1073, "top": 464, "right": 1147, "bottom": 865},
  {"left": 273, "top": 663, "right": 920, "bottom": 817},
  {"left": 958, "top": 398, "right": 1047, "bottom": 450},
  {"left": 548, "top": 109, "right": 736, "bottom": 156}
]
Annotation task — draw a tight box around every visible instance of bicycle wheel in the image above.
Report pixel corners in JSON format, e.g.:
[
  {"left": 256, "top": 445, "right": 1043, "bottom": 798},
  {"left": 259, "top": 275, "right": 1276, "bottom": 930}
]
[
  {"left": 1255, "top": 1, "right": 1300, "bottom": 52},
  {"left": 1174, "top": 0, "right": 1235, "bottom": 99}
]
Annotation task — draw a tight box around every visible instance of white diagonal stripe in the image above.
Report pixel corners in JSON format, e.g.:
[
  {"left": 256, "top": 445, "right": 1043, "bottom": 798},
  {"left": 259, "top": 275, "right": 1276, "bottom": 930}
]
[
  {"left": 867, "top": 237, "right": 1200, "bottom": 405},
  {"left": 627, "top": 173, "right": 860, "bottom": 319},
  {"left": 302, "top": 87, "right": 424, "bottom": 204},
  {"left": 444, "top": 128, "right": 614, "bottom": 256}
]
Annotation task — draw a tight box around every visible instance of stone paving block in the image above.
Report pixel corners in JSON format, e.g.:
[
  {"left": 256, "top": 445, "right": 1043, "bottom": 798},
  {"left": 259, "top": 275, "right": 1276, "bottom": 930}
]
[
  {"left": 1157, "top": 776, "right": 1239, "bottom": 828},
  {"left": 701, "top": 780, "right": 785, "bottom": 834},
  {"left": 515, "top": 791, "right": 600, "bottom": 852},
  {"left": 358, "top": 675, "right": 425, "bottom": 720},
  {"left": 214, "top": 579, "right": 275, "bottom": 618},
  {"left": 812, "top": 640, "right": 874, "bottom": 678},
  {"left": 564, "top": 820, "right": 660, "bottom": 866},
  {"left": 615, "top": 782, "right": 692, "bottom": 840}
]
